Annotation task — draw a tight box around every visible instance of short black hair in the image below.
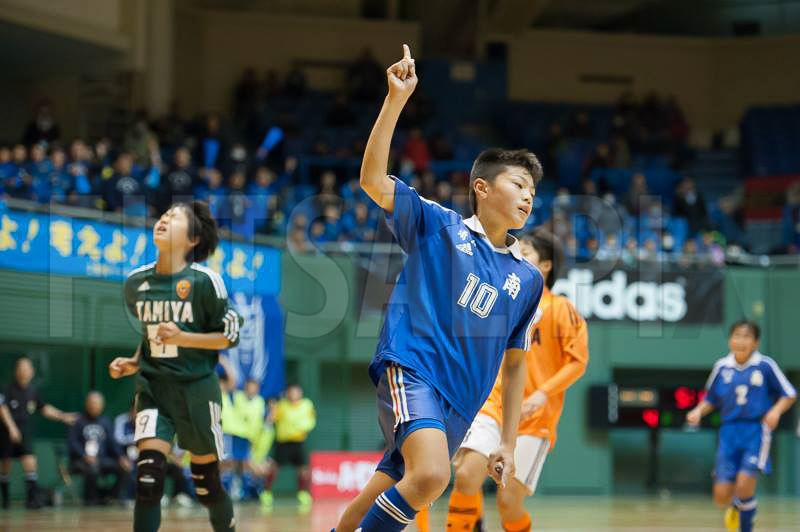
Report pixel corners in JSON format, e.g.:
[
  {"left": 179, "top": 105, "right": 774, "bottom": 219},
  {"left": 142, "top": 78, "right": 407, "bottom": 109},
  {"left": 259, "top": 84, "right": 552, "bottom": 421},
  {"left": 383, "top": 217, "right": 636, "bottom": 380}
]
[
  {"left": 729, "top": 319, "right": 760, "bottom": 340},
  {"left": 172, "top": 200, "right": 219, "bottom": 263},
  {"left": 469, "top": 148, "right": 543, "bottom": 214},
  {"left": 520, "top": 227, "right": 563, "bottom": 289}
]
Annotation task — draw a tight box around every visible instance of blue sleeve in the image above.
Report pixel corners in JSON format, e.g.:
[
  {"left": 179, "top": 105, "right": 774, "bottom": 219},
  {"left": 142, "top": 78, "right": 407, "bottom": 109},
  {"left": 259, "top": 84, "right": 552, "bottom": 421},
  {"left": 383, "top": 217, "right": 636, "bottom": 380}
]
[
  {"left": 506, "top": 271, "right": 544, "bottom": 350},
  {"left": 763, "top": 359, "right": 797, "bottom": 399},
  {"left": 385, "top": 177, "right": 459, "bottom": 253}
]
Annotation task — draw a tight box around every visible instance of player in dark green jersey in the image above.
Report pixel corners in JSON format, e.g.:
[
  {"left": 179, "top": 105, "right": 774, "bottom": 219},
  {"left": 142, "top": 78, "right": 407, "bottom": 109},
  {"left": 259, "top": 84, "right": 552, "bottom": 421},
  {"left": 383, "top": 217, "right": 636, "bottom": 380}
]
[{"left": 109, "top": 200, "right": 243, "bottom": 532}]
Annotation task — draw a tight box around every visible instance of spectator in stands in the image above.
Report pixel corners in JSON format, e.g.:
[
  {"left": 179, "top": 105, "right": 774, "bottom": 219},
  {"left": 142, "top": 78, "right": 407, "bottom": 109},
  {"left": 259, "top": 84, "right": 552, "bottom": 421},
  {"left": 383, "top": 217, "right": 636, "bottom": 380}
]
[
  {"left": 220, "top": 169, "right": 256, "bottom": 237},
  {"left": 288, "top": 226, "right": 311, "bottom": 254},
  {"left": 48, "top": 148, "right": 71, "bottom": 204},
  {"left": 249, "top": 166, "right": 283, "bottom": 235},
  {"left": 320, "top": 204, "right": 343, "bottom": 241},
  {"left": 7, "top": 144, "right": 32, "bottom": 200},
  {"left": 0, "top": 357, "right": 77, "bottom": 509},
  {"left": 698, "top": 231, "right": 726, "bottom": 267},
  {"left": 673, "top": 177, "right": 709, "bottom": 236},
  {"left": 27, "top": 143, "right": 52, "bottom": 203},
  {"left": 436, "top": 181, "right": 454, "bottom": 210},
  {"left": 160, "top": 146, "right": 197, "bottom": 212},
  {"left": 263, "top": 385, "right": 315, "bottom": 507},
  {"left": 782, "top": 181, "right": 800, "bottom": 253},
  {"left": 124, "top": 111, "right": 159, "bottom": 166},
  {"left": 326, "top": 92, "right": 357, "bottom": 127},
  {"left": 69, "top": 391, "right": 131, "bottom": 506},
  {"left": 566, "top": 110, "right": 593, "bottom": 139},
  {"left": 261, "top": 69, "right": 280, "bottom": 100},
  {"left": 22, "top": 100, "right": 60, "bottom": 147},
  {"left": 343, "top": 202, "right": 376, "bottom": 243},
  {"left": 102, "top": 151, "right": 145, "bottom": 214},
  {"left": 197, "top": 113, "right": 230, "bottom": 171},
  {"left": 64, "top": 141, "right": 94, "bottom": 209},
  {"left": 625, "top": 173, "right": 652, "bottom": 216},
  {"left": 347, "top": 48, "right": 384, "bottom": 101},
  {"left": 665, "top": 95, "right": 689, "bottom": 144},
  {"left": 0, "top": 146, "right": 12, "bottom": 187},
  {"left": 403, "top": 128, "right": 431, "bottom": 173},
  {"left": 582, "top": 143, "right": 611, "bottom": 178},
  {"left": 677, "top": 238, "right": 701, "bottom": 269},
  {"left": 621, "top": 236, "right": 638, "bottom": 266},
  {"left": 610, "top": 132, "right": 631, "bottom": 169},
  {"left": 316, "top": 170, "right": 341, "bottom": 213},
  {"left": 284, "top": 64, "right": 308, "bottom": 99}
]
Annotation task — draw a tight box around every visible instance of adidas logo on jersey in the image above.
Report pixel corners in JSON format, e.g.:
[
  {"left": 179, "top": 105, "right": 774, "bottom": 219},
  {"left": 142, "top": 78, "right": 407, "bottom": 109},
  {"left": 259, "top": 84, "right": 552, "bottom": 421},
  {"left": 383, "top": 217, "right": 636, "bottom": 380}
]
[
  {"left": 456, "top": 242, "right": 473, "bottom": 256},
  {"left": 138, "top": 281, "right": 151, "bottom": 292}
]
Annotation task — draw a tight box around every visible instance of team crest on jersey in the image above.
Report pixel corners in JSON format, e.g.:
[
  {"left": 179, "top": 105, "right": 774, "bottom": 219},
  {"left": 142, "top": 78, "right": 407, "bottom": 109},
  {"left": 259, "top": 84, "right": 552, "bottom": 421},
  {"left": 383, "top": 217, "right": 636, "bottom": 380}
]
[
  {"left": 176, "top": 279, "right": 191, "bottom": 299},
  {"left": 722, "top": 369, "right": 734, "bottom": 383},
  {"left": 458, "top": 229, "right": 469, "bottom": 241},
  {"left": 27, "top": 400, "right": 36, "bottom": 414},
  {"left": 456, "top": 242, "right": 474, "bottom": 256},
  {"left": 750, "top": 369, "right": 763, "bottom": 386}
]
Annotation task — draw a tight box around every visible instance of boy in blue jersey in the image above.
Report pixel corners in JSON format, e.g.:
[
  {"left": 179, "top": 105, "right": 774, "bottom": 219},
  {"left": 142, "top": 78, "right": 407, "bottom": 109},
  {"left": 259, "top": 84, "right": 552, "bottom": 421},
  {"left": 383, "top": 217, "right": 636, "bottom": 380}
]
[
  {"left": 333, "top": 45, "right": 544, "bottom": 532},
  {"left": 687, "top": 320, "right": 796, "bottom": 532}
]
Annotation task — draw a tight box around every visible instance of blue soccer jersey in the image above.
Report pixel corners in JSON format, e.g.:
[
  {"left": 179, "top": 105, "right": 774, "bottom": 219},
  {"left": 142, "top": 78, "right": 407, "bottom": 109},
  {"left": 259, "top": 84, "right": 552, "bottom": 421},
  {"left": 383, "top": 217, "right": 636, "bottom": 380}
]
[
  {"left": 369, "top": 178, "right": 544, "bottom": 422},
  {"left": 705, "top": 351, "right": 796, "bottom": 423}
]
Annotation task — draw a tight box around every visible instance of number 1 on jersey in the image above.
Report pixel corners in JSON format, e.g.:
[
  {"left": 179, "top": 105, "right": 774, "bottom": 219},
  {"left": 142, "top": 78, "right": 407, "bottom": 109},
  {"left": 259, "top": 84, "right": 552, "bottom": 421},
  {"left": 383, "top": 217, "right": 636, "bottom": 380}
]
[
  {"left": 146, "top": 324, "right": 179, "bottom": 358},
  {"left": 457, "top": 273, "right": 498, "bottom": 318}
]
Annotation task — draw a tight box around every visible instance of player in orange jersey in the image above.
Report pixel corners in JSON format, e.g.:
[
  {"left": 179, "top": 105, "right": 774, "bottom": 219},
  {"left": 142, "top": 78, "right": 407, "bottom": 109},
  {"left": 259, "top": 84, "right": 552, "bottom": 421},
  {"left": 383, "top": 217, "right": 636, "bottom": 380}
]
[{"left": 444, "top": 228, "right": 589, "bottom": 532}]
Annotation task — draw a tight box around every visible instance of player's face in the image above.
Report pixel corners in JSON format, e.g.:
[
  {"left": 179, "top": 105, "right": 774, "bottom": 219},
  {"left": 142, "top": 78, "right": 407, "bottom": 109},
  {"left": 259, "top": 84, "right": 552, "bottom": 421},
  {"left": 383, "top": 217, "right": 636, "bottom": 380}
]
[
  {"left": 728, "top": 325, "right": 758, "bottom": 360},
  {"left": 15, "top": 359, "right": 33, "bottom": 387},
  {"left": 485, "top": 166, "right": 534, "bottom": 229},
  {"left": 153, "top": 206, "right": 196, "bottom": 256}
]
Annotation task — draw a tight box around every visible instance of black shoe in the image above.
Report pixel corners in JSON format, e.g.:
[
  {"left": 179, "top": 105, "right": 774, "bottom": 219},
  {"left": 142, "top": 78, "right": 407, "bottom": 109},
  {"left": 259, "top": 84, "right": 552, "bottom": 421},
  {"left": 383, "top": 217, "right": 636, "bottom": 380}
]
[
  {"left": 474, "top": 518, "right": 486, "bottom": 532},
  {"left": 25, "top": 498, "right": 43, "bottom": 510}
]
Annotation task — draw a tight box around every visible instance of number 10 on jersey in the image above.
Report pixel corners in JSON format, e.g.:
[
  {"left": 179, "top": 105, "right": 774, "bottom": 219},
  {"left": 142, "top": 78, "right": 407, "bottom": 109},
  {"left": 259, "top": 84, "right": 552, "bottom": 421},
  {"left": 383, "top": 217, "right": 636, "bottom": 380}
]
[{"left": 457, "top": 273, "right": 498, "bottom": 318}]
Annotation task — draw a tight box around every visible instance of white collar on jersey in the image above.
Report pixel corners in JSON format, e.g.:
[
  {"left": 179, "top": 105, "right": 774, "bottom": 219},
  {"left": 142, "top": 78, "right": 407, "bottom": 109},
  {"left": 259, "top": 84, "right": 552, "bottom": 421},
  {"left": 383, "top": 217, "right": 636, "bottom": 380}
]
[
  {"left": 722, "top": 351, "right": 763, "bottom": 370},
  {"left": 463, "top": 215, "right": 523, "bottom": 261}
]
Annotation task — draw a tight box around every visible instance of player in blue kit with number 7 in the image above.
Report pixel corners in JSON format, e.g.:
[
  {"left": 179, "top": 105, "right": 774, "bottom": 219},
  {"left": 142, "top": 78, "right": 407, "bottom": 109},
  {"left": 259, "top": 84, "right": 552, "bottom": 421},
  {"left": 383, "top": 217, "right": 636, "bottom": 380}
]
[
  {"left": 687, "top": 320, "right": 796, "bottom": 532},
  {"left": 333, "top": 44, "right": 544, "bottom": 532}
]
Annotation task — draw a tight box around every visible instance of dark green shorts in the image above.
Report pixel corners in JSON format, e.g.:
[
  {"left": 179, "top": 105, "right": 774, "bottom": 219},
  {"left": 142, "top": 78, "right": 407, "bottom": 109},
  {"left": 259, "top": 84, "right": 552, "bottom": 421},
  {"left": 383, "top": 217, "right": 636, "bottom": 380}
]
[{"left": 134, "top": 373, "right": 225, "bottom": 458}]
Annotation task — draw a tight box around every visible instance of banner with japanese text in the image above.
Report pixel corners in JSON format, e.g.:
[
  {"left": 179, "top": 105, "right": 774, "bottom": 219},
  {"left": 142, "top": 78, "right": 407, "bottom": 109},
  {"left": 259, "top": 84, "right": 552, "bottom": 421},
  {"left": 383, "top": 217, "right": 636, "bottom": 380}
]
[{"left": 0, "top": 207, "right": 281, "bottom": 295}]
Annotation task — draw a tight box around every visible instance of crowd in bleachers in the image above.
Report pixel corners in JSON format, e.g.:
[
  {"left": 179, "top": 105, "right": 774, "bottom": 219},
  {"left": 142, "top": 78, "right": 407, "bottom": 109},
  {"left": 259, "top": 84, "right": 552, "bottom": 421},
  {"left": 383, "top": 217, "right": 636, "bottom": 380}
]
[{"left": 3, "top": 54, "right": 800, "bottom": 261}]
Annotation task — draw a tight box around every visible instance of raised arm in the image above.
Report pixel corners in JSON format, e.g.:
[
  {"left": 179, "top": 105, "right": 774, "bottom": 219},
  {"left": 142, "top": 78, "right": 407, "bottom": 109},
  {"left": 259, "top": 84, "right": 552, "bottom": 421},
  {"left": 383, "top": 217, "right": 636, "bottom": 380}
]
[{"left": 360, "top": 44, "right": 417, "bottom": 213}]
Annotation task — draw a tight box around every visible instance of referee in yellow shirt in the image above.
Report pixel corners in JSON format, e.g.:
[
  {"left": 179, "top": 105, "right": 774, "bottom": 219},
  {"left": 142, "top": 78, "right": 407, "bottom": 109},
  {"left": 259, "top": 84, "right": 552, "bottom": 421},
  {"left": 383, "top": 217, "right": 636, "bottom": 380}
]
[{"left": 264, "top": 385, "right": 316, "bottom": 506}]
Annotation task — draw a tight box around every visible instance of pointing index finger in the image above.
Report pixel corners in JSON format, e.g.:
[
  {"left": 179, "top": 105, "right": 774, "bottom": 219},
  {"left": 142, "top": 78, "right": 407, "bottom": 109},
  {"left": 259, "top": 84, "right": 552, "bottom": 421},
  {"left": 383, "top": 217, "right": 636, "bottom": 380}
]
[{"left": 403, "top": 44, "right": 412, "bottom": 60}]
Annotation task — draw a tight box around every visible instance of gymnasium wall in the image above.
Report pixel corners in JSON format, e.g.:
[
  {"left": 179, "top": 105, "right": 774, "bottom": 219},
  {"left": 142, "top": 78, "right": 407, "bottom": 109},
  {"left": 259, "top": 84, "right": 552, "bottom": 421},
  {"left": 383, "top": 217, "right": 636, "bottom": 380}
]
[
  {"left": 2, "top": 253, "right": 799, "bottom": 495},
  {"left": 172, "top": 8, "right": 422, "bottom": 115},
  {"left": 0, "top": 0, "right": 129, "bottom": 50},
  {"left": 496, "top": 29, "right": 800, "bottom": 133}
]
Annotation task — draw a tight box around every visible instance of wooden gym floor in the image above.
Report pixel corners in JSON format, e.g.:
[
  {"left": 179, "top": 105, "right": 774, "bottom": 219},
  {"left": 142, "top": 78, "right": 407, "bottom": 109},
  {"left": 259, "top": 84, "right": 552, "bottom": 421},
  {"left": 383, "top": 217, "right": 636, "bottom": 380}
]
[{"left": 1, "top": 495, "right": 799, "bottom": 531}]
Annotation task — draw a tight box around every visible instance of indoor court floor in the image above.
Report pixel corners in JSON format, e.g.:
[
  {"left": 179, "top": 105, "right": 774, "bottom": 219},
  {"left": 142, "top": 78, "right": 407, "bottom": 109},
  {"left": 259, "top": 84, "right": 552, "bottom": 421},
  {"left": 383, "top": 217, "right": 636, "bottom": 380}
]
[{"left": 1, "top": 495, "right": 799, "bottom": 531}]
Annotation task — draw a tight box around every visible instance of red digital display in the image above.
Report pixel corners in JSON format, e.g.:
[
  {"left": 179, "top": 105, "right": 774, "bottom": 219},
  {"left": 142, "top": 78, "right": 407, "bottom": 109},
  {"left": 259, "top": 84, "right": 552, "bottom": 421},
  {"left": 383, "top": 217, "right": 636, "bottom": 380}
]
[
  {"left": 673, "top": 387, "right": 696, "bottom": 410},
  {"left": 642, "top": 409, "right": 660, "bottom": 428}
]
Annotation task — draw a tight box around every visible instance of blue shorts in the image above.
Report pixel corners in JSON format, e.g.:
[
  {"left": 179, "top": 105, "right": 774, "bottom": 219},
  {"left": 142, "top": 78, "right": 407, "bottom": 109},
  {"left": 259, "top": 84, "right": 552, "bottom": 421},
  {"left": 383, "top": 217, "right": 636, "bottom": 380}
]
[
  {"left": 714, "top": 421, "right": 772, "bottom": 483},
  {"left": 222, "top": 434, "right": 251, "bottom": 462},
  {"left": 375, "top": 363, "right": 471, "bottom": 481}
]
